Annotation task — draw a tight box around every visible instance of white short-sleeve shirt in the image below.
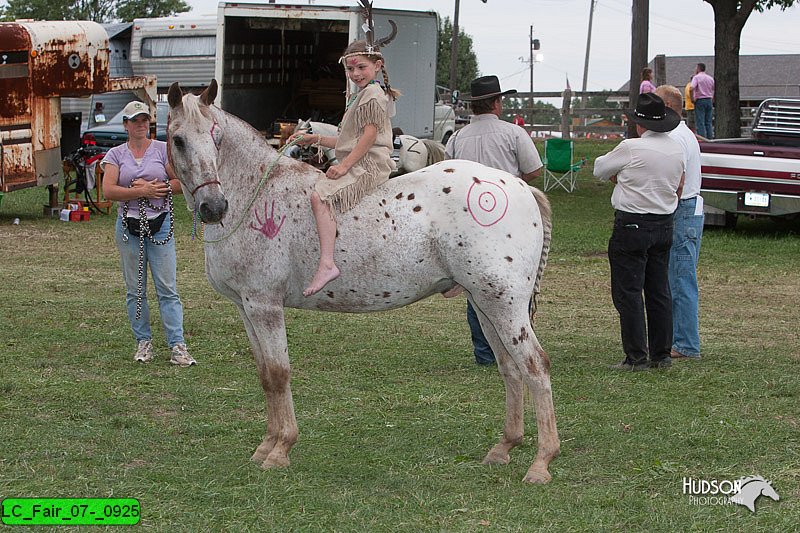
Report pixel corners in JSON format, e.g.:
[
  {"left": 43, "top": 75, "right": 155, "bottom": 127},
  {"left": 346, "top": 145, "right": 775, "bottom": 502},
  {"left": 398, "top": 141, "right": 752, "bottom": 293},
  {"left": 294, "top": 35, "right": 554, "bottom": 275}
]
[
  {"left": 593, "top": 130, "right": 685, "bottom": 215},
  {"left": 445, "top": 114, "right": 542, "bottom": 177},
  {"left": 668, "top": 121, "right": 702, "bottom": 200}
]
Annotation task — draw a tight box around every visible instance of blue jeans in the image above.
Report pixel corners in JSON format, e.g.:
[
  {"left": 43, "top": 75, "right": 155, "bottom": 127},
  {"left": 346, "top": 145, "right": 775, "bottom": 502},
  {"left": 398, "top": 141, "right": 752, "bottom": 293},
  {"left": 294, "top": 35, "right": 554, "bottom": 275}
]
[
  {"left": 467, "top": 299, "right": 533, "bottom": 365},
  {"left": 608, "top": 211, "right": 674, "bottom": 364},
  {"left": 467, "top": 301, "right": 495, "bottom": 365},
  {"left": 115, "top": 214, "right": 185, "bottom": 347},
  {"left": 695, "top": 98, "right": 713, "bottom": 139},
  {"left": 669, "top": 198, "right": 704, "bottom": 356}
]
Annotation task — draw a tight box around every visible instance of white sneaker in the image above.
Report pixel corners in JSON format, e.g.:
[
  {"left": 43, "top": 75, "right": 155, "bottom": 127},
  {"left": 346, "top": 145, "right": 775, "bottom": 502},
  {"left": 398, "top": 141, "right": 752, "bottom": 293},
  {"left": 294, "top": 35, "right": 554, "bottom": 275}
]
[
  {"left": 134, "top": 340, "right": 154, "bottom": 363},
  {"left": 170, "top": 343, "right": 196, "bottom": 367}
]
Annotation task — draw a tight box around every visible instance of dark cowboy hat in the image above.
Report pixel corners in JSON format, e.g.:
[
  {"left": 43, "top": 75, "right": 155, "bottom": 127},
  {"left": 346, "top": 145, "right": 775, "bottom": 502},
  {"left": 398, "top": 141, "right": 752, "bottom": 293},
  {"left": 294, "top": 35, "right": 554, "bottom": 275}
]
[
  {"left": 624, "top": 93, "right": 680, "bottom": 132},
  {"left": 461, "top": 75, "right": 517, "bottom": 101}
]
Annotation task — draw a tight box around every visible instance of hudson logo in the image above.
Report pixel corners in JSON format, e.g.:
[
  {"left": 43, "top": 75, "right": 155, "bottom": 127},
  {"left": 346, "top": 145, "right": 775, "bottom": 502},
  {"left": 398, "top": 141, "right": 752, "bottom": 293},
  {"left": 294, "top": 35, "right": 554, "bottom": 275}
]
[{"left": 682, "top": 476, "right": 780, "bottom": 512}]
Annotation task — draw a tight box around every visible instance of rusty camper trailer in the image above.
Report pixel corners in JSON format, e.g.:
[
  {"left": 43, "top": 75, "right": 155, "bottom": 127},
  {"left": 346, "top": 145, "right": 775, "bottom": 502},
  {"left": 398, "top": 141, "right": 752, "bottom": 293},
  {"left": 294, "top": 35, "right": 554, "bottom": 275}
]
[{"left": 0, "top": 20, "right": 155, "bottom": 200}]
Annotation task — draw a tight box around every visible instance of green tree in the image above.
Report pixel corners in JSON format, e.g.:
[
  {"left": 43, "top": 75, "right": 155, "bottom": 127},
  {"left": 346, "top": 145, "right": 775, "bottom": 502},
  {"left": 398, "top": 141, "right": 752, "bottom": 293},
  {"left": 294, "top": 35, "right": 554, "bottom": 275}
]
[
  {"left": 436, "top": 16, "right": 479, "bottom": 95},
  {"left": 115, "top": 0, "right": 189, "bottom": 21},
  {"left": 571, "top": 92, "right": 622, "bottom": 124},
  {"left": 703, "top": 0, "right": 797, "bottom": 138},
  {"left": 501, "top": 96, "right": 559, "bottom": 125},
  {"left": 0, "top": 0, "right": 188, "bottom": 22},
  {"left": 1, "top": 0, "right": 80, "bottom": 21}
]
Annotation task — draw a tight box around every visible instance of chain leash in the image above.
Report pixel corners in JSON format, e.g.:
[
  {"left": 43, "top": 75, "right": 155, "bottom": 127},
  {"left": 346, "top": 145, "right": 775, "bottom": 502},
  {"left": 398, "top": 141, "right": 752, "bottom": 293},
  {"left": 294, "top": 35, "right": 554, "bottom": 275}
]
[{"left": 121, "top": 178, "right": 174, "bottom": 320}]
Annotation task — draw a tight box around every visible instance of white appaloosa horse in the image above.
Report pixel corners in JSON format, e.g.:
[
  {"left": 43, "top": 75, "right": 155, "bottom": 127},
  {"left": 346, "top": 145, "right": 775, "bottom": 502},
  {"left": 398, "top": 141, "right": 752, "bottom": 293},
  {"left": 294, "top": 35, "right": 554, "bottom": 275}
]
[
  {"left": 397, "top": 134, "right": 446, "bottom": 173},
  {"left": 167, "top": 80, "right": 559, "bottom": 484}
]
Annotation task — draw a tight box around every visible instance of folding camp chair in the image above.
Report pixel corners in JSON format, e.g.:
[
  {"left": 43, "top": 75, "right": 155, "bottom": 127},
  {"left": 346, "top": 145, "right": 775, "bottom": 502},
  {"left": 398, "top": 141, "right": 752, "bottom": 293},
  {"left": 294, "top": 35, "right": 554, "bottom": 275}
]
[{"left": 543, "top": 138, "right": 583, "bottom": 193}]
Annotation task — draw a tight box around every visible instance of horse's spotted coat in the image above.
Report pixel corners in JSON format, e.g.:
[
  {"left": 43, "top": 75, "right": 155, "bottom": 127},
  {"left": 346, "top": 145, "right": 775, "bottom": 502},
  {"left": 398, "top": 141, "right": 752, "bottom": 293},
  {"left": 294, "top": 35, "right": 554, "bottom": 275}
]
[{"left": 167, "top": 81, "right": 560, "bottom": 484}]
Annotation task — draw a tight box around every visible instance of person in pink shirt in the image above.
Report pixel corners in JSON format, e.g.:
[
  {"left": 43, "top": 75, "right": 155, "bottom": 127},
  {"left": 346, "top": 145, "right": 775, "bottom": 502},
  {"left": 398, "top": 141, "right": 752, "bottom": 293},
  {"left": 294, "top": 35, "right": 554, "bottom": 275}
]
[
  {"left": 691, "top": 63, "right": 715, "bottom": 138},
  {"left": 639, "top": 68, "right": 656, "bottom": 94}
]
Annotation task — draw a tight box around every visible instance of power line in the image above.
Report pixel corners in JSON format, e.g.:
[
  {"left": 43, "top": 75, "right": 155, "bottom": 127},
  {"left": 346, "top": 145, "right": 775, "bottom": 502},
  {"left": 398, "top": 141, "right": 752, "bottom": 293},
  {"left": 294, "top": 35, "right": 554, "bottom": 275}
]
[{"left": 598, "top": 0, "right": 800, "bottom": 53}]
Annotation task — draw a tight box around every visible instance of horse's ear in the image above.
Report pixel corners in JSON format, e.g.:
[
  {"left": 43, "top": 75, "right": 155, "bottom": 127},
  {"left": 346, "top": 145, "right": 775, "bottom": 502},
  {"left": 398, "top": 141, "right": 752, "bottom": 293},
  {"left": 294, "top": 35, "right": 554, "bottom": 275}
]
[
  {"left": 168, "top": 82, "right": 183, "bottom": 110},
  {"left": 200, "top": 79, "right": 218, "bottom": 106}
]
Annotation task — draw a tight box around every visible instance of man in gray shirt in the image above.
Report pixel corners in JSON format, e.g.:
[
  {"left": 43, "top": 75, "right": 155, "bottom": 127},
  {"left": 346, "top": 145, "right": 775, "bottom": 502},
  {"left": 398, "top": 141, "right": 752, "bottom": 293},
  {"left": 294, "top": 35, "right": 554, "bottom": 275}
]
[
  {"left": 445, "top": 75, "right": 543, "bottom": 365},
  {"left": 593, "top": 93, "right": 685, "bottom": 371}
]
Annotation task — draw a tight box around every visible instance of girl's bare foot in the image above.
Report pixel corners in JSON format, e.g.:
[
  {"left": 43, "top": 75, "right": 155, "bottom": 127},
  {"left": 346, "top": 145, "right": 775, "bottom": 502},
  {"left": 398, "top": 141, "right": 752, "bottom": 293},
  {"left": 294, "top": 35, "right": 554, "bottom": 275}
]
[{"left": 303, "top": 264, "right": 340, "bottom": 296}]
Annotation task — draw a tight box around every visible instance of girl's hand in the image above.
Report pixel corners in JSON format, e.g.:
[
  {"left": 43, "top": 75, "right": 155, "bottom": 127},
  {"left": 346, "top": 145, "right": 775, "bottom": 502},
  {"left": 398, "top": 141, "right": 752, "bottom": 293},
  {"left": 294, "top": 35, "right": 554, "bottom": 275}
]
[
  {"left": 288, "top": 132, "right": 315, "bottom": 146},
  {"left": 325, "top": 163, "right": 350, "bottom": 180}
]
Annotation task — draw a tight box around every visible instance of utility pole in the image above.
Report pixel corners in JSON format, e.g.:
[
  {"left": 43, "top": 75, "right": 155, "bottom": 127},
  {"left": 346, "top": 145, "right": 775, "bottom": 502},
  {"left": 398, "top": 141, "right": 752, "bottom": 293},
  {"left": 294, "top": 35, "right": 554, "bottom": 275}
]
[
  {"left": 529, "top": 25, "right": 534, "bottom": 125},
  {"left": 628, "top": 0, "right": 649, "bottom": 138},
  {"left": 449, "top": 0, "right": 488, "bottom": 102},
  {"left": 449, "top": 0, "right": 461, "bottom": 100},
  {"left": 580, "top": 0, "right": 596, "bottom": 110}
]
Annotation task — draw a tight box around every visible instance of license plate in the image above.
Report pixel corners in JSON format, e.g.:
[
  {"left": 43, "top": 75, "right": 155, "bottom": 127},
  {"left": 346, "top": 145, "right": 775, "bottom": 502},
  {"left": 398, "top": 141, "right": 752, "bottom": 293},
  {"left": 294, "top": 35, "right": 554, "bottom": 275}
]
[{"left": 744, "top": 192, "right": 770, "bottom": 208}]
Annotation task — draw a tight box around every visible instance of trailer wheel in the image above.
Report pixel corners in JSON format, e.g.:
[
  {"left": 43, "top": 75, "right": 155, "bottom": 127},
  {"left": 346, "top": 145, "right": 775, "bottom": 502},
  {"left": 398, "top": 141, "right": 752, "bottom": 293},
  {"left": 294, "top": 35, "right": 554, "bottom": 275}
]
[
  {"left": 441, "top": 131, "right": 452, "bottom": 146},
  {"left": 724, "top": 212, "right": 738, "bottom": 229}
]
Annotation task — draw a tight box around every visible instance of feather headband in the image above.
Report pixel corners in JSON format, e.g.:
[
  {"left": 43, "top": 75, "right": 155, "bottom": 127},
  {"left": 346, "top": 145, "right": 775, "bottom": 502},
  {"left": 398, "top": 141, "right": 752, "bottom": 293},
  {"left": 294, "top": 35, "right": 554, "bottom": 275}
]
[{"left": 339, "top": 0, "right": 397, "bottom": 62}]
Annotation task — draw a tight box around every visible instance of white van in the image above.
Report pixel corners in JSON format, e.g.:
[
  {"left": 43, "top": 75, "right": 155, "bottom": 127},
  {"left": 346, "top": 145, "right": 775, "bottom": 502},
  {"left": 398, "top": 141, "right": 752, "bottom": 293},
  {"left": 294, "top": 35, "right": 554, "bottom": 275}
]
[{"left": 434, "top": 85, "right": 456, "bottom": 145}]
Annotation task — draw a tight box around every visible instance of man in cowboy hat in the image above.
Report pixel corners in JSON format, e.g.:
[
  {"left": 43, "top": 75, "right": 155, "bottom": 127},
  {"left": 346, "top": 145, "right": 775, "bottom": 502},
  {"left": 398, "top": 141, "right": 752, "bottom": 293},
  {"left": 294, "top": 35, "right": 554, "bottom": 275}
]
[
  {"left": 445, "top": 75, "right": 543, "bottom": 365},
  {"left": 593, "top": 92, "right": 685, "bottom": 371}
]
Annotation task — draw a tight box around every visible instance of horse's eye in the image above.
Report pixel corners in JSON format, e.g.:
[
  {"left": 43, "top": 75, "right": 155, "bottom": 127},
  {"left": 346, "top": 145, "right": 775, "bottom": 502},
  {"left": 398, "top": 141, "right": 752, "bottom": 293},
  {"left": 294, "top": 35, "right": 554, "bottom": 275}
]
[{"left": 173, "top": 136, "right": 185, "bottom": 148}]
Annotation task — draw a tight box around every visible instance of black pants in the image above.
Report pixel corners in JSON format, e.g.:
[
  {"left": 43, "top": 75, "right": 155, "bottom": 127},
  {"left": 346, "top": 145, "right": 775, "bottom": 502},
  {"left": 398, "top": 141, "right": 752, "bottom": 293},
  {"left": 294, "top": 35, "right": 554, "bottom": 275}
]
[{"left": 608, "top": 211, "right": 674, "bottom": 364}]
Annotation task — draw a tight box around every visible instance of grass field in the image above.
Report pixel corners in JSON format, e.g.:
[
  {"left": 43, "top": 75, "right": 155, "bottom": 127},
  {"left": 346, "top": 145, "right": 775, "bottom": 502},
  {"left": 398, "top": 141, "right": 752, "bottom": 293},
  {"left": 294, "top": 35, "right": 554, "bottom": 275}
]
[{"left": 1, "top": 141, "right": 798, "bottom": 531}]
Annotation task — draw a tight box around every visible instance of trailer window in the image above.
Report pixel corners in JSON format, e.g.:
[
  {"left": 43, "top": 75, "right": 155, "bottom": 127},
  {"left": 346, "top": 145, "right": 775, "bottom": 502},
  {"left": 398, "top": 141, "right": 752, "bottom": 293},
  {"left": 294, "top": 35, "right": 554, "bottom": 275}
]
[
  {"left": 141, "top": 36, "right": 215, "bottom": 58},
  {"left": 0, "top": 50, "right": 29, "bottom": 79}
]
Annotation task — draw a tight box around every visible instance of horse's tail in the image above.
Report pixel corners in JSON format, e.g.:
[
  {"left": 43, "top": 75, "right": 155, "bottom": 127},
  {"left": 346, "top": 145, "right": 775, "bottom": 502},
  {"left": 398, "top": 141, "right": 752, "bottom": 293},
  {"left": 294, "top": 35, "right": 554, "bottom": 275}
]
[
  {"left": 529, "top": 186, "right": 552, "bottom": 325},
  {"left": 422, "top": 139, "right": 446, "bottom": 165}
]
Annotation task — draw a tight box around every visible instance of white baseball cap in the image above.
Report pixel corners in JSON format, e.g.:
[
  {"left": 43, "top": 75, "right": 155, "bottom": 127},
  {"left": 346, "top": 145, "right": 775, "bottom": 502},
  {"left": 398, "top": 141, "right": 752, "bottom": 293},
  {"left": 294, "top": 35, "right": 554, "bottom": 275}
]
[{"left": 122, "top": 101, "right": 150, "bottom": 121}]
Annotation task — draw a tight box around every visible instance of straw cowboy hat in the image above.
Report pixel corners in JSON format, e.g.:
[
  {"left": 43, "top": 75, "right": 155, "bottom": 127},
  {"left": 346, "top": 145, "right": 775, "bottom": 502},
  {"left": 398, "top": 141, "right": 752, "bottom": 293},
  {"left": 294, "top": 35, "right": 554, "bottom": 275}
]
[
  {"left": 461, "top": 75, "right": 517, "bottom": 101},
  {"left": 624, "top": 93, "right": 680, "bottom": 132}
]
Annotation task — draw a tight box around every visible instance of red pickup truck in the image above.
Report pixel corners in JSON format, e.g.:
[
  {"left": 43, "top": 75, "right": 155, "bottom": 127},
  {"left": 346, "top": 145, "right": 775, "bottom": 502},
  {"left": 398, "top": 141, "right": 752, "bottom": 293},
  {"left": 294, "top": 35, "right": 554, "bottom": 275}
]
[{"left": 700, "top": 98, "right": 800, "bottom": 227}]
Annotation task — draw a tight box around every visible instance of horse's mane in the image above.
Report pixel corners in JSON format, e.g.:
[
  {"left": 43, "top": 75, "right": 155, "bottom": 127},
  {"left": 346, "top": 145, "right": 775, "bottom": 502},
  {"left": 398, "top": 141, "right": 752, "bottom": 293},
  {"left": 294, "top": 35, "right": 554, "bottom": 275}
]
[
  {"left": 738, "top": 476, "right": 768, "bottom": 487},
  {"left": 180, "top": 93, "right": 279, "bottom": 160},
  {"left": 181, "top": 93, "right": 208, "bottom": 124}
]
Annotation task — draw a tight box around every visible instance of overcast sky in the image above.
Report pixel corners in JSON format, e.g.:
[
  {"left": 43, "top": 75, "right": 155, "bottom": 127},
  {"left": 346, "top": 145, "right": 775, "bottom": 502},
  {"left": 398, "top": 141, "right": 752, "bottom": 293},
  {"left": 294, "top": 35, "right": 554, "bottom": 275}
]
[
  {"left": 6, "top": 0, "right": 795, "bottom": 94},
  {"left": 174, "top": 0, "right": 799, "bottom": 95}
]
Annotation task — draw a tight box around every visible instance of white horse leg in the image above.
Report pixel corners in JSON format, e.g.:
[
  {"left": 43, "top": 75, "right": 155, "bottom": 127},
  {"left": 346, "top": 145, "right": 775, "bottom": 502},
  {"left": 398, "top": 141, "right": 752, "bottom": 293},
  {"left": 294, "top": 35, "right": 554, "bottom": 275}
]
[
  {"left": 468, "top": 300, "right": 523, "bottom": 465},
  {"left": 471, "top": 298, "right": 560, "bottom": 484},
  {"left": 238, "top": 304, "right": 298, "bottom": 468}
]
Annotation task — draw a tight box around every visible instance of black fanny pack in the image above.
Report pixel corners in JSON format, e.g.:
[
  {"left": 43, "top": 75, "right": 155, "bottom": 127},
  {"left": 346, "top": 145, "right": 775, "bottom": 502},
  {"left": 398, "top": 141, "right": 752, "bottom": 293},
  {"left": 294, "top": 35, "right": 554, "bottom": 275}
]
[{"left": 126, "top": 212, "right": 167, "bottom": 237}]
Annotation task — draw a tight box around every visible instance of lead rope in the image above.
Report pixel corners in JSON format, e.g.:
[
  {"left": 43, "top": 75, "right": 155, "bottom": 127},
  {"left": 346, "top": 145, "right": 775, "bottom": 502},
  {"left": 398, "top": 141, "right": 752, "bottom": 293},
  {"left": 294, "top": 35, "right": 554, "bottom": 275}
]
[
  {"left": 121, "top": 179, "right": 175, "bottom": 320},
  {"left": 198, "top": 136, "right": 304, "bottom": 244}
]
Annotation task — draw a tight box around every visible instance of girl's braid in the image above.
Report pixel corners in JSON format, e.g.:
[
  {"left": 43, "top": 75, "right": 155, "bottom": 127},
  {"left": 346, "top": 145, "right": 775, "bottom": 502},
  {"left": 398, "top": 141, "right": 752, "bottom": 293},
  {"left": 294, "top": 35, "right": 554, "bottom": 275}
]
[{"left": 381, "top": 66, "right": 400, "bottom": 100}]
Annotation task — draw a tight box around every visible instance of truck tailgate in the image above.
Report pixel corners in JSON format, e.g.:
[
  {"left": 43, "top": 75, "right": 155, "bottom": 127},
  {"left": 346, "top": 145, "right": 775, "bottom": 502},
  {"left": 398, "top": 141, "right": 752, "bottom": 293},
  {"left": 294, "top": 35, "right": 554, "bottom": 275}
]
[{"left": 701, "top": 143, "right": 800, "bottom": 196}]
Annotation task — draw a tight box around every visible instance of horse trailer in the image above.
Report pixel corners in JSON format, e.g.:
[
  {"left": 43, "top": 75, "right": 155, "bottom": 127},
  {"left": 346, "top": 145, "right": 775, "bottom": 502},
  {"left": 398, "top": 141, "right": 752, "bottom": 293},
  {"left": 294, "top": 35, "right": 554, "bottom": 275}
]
[
  {"left": 214, "top": 3, "right": 447, "bottom": 142},
  {"left": 1, "top": 21, "right": 110, "bottom": 192}
]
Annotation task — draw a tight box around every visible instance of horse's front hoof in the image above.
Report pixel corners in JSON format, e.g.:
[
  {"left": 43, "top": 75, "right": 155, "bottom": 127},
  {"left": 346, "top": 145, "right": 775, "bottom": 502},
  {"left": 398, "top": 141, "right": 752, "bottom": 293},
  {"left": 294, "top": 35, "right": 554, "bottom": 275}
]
[
  {"left": 481, "top": 450, "right": 510, "bottom": 465},
  {"left": 251, "top": 441, "right": 275, "bottom": 464},
  {"left": 260, "top": 452, "right": 291, "bottom": 469},
  {"left": 522, "top": 468, "right": 552, "bottom": 484}
]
